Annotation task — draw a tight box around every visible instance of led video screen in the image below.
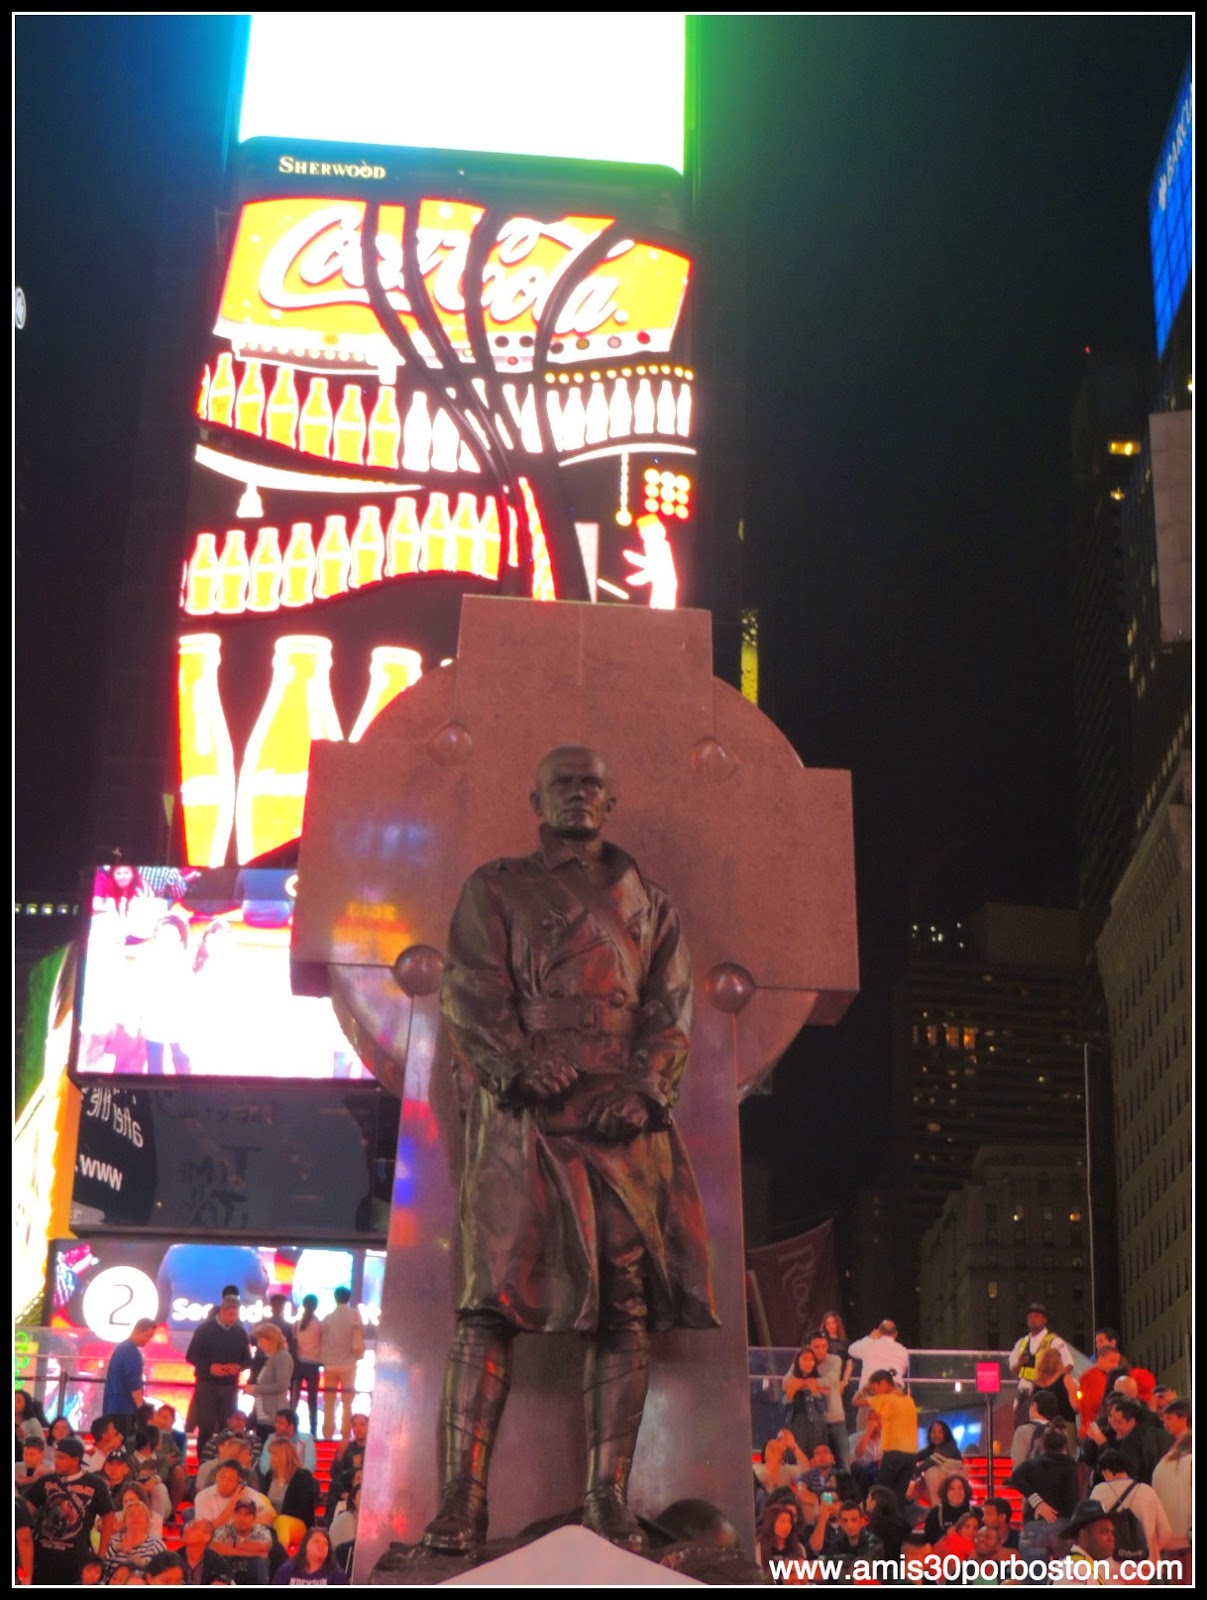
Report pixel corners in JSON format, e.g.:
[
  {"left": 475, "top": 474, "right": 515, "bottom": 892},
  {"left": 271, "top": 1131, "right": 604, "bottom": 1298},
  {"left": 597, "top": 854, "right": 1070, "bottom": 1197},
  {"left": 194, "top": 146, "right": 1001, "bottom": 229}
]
[
  {"left": 76, "top": 863, "right": 372, "bottom": 1081},
  {"left": 40, "top": 1239, "right": 386, "bottom": 1432},
  {"left": 48, "top": 1237, "right": 385, "bottom": 1342},
  {"left": 71, "top": 1081, "right": 399, "bottom": 1236},
  {"left": 239, "top": 13, "right": 687, "bottom": 173}
]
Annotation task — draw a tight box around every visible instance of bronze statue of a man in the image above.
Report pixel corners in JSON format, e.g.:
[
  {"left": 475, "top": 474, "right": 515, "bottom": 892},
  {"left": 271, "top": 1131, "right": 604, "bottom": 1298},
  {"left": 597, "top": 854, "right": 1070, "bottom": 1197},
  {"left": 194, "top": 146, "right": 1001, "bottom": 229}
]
[{"left": 422, "top": 745, "right": 717, "bottom": 1557}]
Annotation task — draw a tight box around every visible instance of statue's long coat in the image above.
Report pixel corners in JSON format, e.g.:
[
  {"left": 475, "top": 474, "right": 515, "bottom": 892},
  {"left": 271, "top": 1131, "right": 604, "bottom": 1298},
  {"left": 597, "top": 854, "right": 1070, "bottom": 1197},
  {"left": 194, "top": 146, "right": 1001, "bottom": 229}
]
[{"left": 440, "top": 827, "right": 718, "bottom": 1333}]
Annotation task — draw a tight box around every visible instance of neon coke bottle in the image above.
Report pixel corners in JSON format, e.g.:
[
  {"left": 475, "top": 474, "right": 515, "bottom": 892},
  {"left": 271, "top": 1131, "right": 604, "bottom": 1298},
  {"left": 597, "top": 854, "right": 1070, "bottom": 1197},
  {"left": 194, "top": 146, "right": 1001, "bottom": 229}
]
[
  {"left": 368, "top": 385, "right": 401, "bottom": 468},
  {"left": 300, "top": 377, "right": 334, "bottom": 457},
  {"left": 235, "top": 635, "right": 343, "bottom": 861},
  {"left": 281, "top": 523, "right": 315, "bottom": 607},
  {"left": 333, "top": 383, "right": 367, "bottom": 465},
  {"left": 178, "top": 633, "right": 236, "bottom": 867},
  {"left": 348, "top": 645, "right": 423, "bottom": 742},
  {"left": 248, "top": 527, "right": 283, "bottom": 612},
  {"left": 349, "top": 506, "right": 385, "bottom": 588},
  {"left": 208, "top": 352, "right": 236, "bottom": 427},
  {"left": 266, "top": 365, "right": 300, "bottom": 448},
  {"left": 385, "top": 497, "right": 421, "bottom": 577},
  {"left": 315, "top": 515, "right": 351, "bottom": 599},
  {"left": 235, "top": 359, "right": 266, "bottom": 436}
]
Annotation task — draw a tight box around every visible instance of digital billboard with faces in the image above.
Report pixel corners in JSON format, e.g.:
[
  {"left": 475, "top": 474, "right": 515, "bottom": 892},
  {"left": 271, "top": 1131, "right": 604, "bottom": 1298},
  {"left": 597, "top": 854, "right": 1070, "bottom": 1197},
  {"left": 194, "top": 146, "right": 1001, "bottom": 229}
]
[{"left": 76, "top": 863, "right": 373, "bottom": 1082}]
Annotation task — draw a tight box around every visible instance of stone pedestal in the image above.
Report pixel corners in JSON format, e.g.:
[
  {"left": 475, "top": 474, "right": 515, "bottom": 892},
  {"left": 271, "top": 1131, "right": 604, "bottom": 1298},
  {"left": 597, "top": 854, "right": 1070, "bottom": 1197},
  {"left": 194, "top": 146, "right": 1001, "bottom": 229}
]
[{"left": 292, "top": 597, "right": 857, "bottom": 1579}]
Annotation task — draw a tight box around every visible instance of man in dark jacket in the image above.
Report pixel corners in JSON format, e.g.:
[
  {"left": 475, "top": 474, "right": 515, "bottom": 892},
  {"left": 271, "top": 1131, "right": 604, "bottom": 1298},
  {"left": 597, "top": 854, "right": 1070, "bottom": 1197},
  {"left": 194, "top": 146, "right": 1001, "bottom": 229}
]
[
  {"left": 1105, "top": 1397, "right": 1166, "bottom": 1485},
  {"left": 1006, "top": 1425, "right": 1079, "bottom": 1561},
  {"left": 178, "top": 1518, "right": 233, "bottom": 1585},
  {"left": 421, "top": 747, "right": 717, "bottom": 1559},
  {"left": 809, "top": 1500, "right": 886, "bottom": 1573},
  {"left": 185, "top": 1296, "right": 252, "bottom": 1457}
]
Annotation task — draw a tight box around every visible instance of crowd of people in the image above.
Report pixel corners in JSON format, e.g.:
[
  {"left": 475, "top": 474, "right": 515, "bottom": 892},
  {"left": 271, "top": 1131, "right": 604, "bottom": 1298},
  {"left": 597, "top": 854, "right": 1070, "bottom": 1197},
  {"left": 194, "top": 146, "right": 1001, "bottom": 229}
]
[
  {"left": 754, "top": 1307, "right": 1192, "bottom": 1584},
  {"left": 15, "top": 1287, "right": 370, "bottom": 1586},
  {"left": 16, "top": 1296, "right": 1192, "bottom": 1584}
]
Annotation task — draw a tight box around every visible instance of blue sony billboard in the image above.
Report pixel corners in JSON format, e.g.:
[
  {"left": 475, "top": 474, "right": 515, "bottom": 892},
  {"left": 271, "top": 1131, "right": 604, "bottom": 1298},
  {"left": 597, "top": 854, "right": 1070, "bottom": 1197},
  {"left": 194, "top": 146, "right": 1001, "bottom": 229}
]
[{"left": 1148, "top": 60, "right": 1191, "bottom": 359}]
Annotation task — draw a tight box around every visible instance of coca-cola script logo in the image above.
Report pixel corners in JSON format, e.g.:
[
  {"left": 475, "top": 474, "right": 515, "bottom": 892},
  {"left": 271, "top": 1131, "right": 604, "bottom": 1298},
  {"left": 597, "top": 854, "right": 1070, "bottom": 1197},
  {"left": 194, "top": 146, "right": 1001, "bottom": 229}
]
[
  {"left": 218, "top": 197, "right": 690, "bottom": 359},
  {"left": 259, "top": 203, "right": 624, "bottom": 335}
]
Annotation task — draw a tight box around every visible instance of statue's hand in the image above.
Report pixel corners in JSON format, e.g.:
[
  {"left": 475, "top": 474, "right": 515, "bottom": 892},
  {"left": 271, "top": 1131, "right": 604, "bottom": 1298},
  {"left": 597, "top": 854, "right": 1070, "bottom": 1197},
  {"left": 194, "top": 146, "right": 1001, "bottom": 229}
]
[
  {"left": 586, "top": 1088, "right": 650, "bottom": 1140},
  {"left": 514, "top": 1053, "right": 580, "bottom": 1102}
]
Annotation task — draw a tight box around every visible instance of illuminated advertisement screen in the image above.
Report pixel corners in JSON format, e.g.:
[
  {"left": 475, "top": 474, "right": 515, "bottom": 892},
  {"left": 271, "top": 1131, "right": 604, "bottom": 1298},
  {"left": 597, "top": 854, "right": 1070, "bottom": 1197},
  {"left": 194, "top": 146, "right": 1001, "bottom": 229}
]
[
  {"left": 48, "top": 1237, "right": 385, "bottom": 1341},
  {"left": 239, "top": 13, "right": 686, "bottom": 174},
  {"left": 70, "top": 1081, "right": 400, "bottom": 1235},
  {"left": 178, "top": 149, "right": 698, "bottom": 867},
  {"left": 42, "top": 1239, "right": 385, "bottom": 1430},
  {"left": 76, "top": 863, "right": 372, "bottom": 1081},
  {"left": 1149, "top": 59, "right": 1191, "bottom": 358},
  {"left": 14, "top": 945, "right": 80, "bottom": 1323}
]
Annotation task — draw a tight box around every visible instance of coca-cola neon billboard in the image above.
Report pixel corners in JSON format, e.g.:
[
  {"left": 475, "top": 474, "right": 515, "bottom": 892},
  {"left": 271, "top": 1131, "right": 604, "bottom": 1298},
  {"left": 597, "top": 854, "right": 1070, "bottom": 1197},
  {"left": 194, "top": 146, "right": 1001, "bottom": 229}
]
[{"left": 179, "top": 176, "right": 697, "bottom": 867}]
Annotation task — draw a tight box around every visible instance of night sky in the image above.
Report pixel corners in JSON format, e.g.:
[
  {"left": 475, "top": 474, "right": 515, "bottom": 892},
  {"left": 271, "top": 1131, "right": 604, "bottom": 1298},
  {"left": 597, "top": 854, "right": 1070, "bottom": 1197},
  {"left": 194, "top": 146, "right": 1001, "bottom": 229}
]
[{"left": 15, "top": 17, "right": 1190, "bottom": 1218}]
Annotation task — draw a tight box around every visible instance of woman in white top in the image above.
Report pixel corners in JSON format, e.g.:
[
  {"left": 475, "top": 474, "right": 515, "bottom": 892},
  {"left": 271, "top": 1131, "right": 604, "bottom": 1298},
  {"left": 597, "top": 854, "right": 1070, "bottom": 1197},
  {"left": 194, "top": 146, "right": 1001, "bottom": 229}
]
[
  {"left": 1151, "top": 1401, "right": 1192, "bottom": 1566},
  {"left": 292, "top": 1295, "right": 323, "bottom": 1438}
]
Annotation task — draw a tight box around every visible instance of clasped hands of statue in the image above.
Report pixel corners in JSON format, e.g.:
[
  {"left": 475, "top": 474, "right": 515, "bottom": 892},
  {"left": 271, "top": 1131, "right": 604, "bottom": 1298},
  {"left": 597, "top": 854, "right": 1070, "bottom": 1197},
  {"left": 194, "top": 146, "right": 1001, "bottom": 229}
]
[{"left": 500, "top": 1044, "right": 660, "bottom": 1140}]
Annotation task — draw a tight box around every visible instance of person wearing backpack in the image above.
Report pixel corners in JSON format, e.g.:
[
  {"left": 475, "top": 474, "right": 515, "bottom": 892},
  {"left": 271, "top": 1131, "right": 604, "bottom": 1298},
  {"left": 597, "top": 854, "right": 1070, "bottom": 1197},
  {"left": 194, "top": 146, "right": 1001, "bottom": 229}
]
[{"left": 1089, "top": 1449, "right": 1173, "bottom": 1566}]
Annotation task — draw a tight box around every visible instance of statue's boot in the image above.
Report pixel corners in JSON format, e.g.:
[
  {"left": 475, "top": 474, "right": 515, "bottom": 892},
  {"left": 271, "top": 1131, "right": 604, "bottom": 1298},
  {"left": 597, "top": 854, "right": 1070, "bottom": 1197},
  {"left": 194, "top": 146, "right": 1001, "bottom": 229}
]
[
  {"left": 581, "top": 1327, "right": 651, "bottom": 1554},
  {"left": 421, "top": 1314, "right": 513, "bottom": 1557}
]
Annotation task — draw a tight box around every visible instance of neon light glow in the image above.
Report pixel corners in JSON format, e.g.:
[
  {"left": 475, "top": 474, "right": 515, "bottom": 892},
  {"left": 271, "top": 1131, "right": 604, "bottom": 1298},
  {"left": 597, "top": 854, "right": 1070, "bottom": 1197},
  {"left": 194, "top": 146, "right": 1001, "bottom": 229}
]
[
  {"left": 239, "top": 13, "right": 686, "bottom": 173},
  {"left": 180, "top": 170, "right": 696, "bottom": 870},
  {"left": 195, "top": 441, "right": 422, "bottom": 498},
  {"left": 1148, "top": 60, "right": 1191, "bottom": 358},
  {"left": 216, "top": 199, "right": 690, "bottom": 370},
  {"left": 183, "top": 493, "right": 516, "bottom": 614},
  {"left": 622, "top": 514, "right": 679, "bottom": 609},
  {"left": 202, "top": 365, "right": 695, "bottom": 467},
  {"left": 77, "top": 867, "right": 376, "bottom": 1081}
]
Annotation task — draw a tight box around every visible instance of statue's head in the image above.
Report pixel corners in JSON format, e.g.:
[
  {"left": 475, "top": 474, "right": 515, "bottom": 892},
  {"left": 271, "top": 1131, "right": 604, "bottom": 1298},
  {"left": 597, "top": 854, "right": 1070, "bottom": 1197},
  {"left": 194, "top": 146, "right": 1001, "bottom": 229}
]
[{"left": 530, "top": 746, "right": 615, "bottom": 841}]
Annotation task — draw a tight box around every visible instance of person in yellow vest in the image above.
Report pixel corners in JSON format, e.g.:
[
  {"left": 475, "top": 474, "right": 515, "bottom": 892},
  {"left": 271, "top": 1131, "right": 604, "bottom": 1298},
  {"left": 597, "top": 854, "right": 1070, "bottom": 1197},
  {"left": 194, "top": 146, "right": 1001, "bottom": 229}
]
[{"left": 1008, "top": 1302, "right": 1073, "bottom": 1428}]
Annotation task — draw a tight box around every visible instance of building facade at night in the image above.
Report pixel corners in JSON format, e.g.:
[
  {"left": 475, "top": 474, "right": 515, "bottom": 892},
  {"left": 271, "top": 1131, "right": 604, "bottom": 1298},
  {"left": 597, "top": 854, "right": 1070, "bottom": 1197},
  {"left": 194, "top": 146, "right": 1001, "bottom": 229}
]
[
  {"left": 893, "top": 903, "right": 1086, "bottom": 1257},
  {"left": 918, "top": 1144, "right": 1091, "bottom": 1354},
  {"left": 1097, "top": 754, "right": 1191, "bottom": 1392},
  {"left": 1069, "top": 56, "right": 1192, "bottom": 1387}
]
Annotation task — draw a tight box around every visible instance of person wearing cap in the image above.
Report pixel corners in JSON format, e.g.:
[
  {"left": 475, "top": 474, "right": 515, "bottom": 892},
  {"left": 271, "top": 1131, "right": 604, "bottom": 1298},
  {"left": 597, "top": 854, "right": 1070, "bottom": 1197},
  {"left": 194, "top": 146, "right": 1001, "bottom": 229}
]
[
  {"left": 847, "top": 1321, "right": 910, "bottom": 1391},
  {"left": 1008, "top": 1303, "right": 1072, "bottom": 1427},
  {"left": 1062, "top": 1499, "right": 1121, "bottom": 1583},
  {"left": 186, "top": 1296, "right": 252, "bottom": 1457},
  {"left": 210, "top": 1495, "right": 273, "bottom": 1584},
  {"left": 25, "top": 1435, "right": 116, "bottom": 1584},
  {"left": 101, "top": 1446, "right": 137, "bottom": 1508}
]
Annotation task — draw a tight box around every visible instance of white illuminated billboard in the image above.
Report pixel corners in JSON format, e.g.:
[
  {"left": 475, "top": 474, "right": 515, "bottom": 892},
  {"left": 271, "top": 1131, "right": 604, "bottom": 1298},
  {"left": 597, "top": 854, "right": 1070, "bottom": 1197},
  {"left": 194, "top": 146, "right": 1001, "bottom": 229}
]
[
  {"left": 239, "top": 12, "right": 686, "bottom": 173},
  {"left": 76, "top": 865, "right": 372, "bottom": 1082}
]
